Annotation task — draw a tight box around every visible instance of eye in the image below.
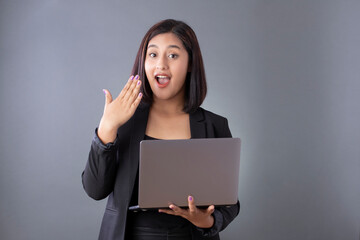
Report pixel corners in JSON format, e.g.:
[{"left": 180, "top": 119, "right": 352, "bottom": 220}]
[
  {"left": 168, "top": 54, "right": 178, "bottom": 59},
  {"left": 149, "top": 53, "right": 156, "bottom": 57}
]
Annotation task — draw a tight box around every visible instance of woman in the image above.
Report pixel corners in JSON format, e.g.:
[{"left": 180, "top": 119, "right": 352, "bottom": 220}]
[{"left": 82, "top": 19, "right": 240, "bottom": 240}]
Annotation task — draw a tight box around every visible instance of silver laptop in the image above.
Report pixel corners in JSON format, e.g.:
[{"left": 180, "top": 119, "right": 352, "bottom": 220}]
[{"left": 129, "top": 138, "right": 241, "bottom": 210}]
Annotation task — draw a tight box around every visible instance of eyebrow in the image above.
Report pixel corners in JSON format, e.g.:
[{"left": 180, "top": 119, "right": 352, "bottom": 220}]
[{"left": 147, "top": 44, "right": 181, "bottom": 50}]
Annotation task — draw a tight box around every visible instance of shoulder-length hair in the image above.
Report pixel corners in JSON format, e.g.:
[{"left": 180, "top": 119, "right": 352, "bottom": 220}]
[{"left": 131, "top": 19, "right": 207, "bottom": 113}]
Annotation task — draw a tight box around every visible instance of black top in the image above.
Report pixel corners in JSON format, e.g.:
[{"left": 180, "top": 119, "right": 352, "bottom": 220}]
[{"left": 127, "top": 135, "right": 191, "bottom": 229}]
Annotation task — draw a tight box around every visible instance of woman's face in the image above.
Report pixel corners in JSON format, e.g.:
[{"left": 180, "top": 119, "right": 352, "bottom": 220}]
[{"left": 145, "top": 33, "right": 189, "bottom": 103}]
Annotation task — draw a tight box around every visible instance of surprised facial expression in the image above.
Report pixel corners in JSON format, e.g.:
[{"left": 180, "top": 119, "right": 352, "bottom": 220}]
[{"left": 145, "top": 33, "right": 189, "bottom": 103}]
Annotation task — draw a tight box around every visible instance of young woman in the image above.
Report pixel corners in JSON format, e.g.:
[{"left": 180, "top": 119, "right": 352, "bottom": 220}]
[{"left": 82, "top": 19, "right": 240, "bottom": 240}]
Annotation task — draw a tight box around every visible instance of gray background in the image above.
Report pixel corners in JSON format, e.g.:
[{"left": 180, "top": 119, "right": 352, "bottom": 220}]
[{"left": 0, "top": 0, "right": 359, "bottom": 239}]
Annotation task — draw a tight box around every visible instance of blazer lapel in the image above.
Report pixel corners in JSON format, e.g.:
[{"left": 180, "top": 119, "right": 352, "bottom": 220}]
[{"left": 190, "top": 107, "right": 207, "bottom": 139}]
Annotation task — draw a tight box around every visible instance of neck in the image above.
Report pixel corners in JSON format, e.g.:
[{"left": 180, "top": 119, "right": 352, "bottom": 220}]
[{"left": 151, "top": 96, "right": 186, "bottom": 116}]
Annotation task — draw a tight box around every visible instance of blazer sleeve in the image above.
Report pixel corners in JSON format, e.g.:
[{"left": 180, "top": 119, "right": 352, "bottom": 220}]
[
  {"left": 81, "top": 128, "right": 119, "bottom": 200},
  {"left": 196, "top": 117, "right": 241, "bottom": 237}
]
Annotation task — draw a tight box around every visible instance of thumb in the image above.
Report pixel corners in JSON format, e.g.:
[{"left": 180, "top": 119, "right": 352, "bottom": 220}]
[{"left": 102, "top": 89, "right": 113, "bottom": 105}]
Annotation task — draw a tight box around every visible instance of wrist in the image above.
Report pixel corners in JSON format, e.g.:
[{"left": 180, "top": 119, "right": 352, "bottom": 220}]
[
  {"left": 197, "top": 215, "right": 214, "bottom": 229},
  {"left": 98, "top": 121, "right": 118, "bottom": 144},
  {"left": 206, "top": 215, "right": 215, "bottom": 228}
]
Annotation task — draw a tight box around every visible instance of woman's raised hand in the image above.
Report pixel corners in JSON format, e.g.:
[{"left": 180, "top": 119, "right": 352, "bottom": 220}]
[{"left": 98, "top": 75, "right": 143, "bottom": 144}]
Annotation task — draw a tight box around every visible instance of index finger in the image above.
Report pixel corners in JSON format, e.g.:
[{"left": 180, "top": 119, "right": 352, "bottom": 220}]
[
  {"left": 117, "top": 75, "right": 135, "bottom": 99},
  {"left": 207, "top": 205, "right": 215, "bottom": 215}
]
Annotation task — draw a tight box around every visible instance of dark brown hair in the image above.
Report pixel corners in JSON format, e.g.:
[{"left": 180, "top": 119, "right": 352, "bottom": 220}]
[{"left": 131, "top": 19, "right": 207, "bottom": 113}]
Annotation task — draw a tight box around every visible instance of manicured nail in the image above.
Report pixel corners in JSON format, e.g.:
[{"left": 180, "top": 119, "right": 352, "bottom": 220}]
[
  {"left": 102, "top": 89, "right": 106, "bottom": 95},
  {"left": 169, "top": 205, "right": 174, "bottom": 209},
  {"left": 135, "top": 75, "right": 139, "bottom": 80},
  {"left": 189, "top": 196, "right": 193, "bottom": 201},
  {"left": 139, "top": 92, "right": 142, "bottom": 97},
  {"left": 137, "top": 80, "right": 141, "bottom": 85},
  {"left": 130, "top": 75, "right": 134, "bottom": 80}
]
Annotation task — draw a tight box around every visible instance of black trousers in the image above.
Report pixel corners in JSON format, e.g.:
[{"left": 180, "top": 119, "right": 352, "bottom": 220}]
[{"left": 128, "top": 226, "right": 193, "bottom": 240}]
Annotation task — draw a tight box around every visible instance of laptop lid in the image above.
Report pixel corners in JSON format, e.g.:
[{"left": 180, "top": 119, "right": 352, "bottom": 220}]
[{"left": 134, "top": 138, "right": 240, "bottom": 210}]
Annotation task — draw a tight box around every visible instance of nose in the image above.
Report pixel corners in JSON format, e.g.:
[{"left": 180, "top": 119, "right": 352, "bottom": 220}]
[{"left": 156, "top": 55, "right": 168, "bottom": 70}]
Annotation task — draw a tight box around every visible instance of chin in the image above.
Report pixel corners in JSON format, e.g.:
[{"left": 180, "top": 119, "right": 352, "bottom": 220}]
[{"left": 153, "top": 93, "right": 173, "bottom": 101}]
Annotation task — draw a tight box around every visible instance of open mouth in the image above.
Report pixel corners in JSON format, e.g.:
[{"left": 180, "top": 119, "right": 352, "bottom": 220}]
[{"left": 155, "top": 75, "right": 170, "bottom": 87}]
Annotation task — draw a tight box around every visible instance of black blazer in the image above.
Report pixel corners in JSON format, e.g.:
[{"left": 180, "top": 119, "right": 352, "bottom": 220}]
[{"left": 82, "top": 105, "right": 240, "bottom": 240}]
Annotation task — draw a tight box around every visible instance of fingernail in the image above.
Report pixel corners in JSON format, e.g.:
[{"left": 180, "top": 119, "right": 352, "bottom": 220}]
[
  {"left": 189, "top": 196, "right": 193, "bottom": 201},
  {"left": 102, "top": 89, "right": 106, "bottom": 95},
  {"left": 139, "top": 92, "right": 142, "bottom": 97},
  {"left": 169, "top": 205, "right": 174, "bottom": 209},
  {"left": 130, "top": 75, "right": 134, "bottom": 80},
  {"left": 135, "top": 75, "right": 139, "bottom": 80},
  {"left": 137, "top": 80, "right": 141, "bottom": 85}
]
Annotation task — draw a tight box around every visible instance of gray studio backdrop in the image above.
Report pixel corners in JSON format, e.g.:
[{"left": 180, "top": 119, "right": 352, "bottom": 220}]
[{"left": 0, "top": 1, "right": 359, "bottom": 240}]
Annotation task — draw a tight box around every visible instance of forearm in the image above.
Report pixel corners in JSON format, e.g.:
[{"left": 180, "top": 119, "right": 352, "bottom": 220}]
[{"left": 82, "top": 128, "right": 119, "bottom": 200}]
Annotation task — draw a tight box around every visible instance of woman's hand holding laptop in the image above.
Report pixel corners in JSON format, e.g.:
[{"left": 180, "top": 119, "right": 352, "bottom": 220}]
[{"left": 159, "top": 195, "right": 215, "bottom": 228}]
